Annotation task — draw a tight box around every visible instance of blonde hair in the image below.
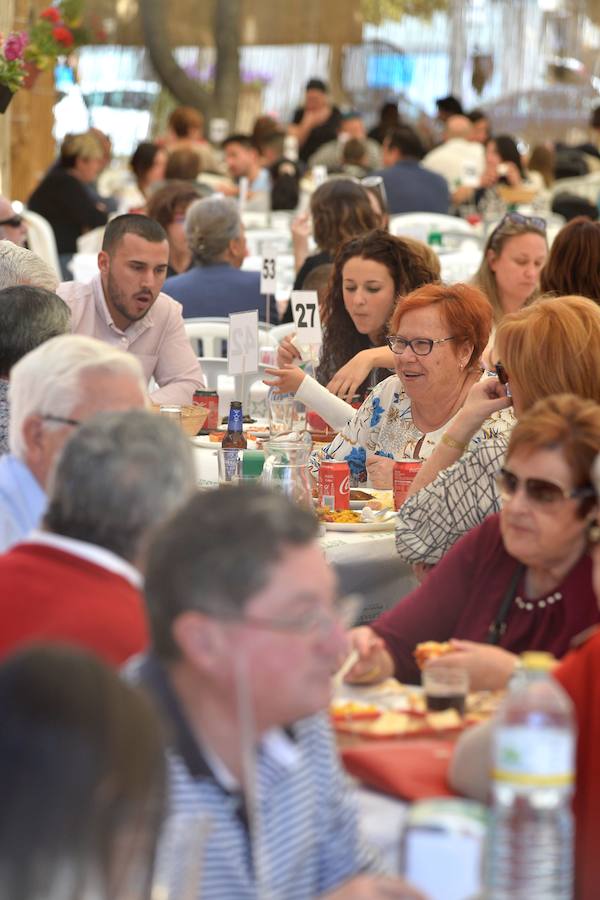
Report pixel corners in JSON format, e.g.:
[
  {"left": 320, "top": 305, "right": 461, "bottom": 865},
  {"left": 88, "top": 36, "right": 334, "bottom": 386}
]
[
  {"left": 495, "top": 294, "right": 600, "bottom": 411},
  {"left": 60, "top": 132, "right": 104, "bottom": 165},
  {"left": 473, "top": 219, "right": 547, "bottom": 324}
]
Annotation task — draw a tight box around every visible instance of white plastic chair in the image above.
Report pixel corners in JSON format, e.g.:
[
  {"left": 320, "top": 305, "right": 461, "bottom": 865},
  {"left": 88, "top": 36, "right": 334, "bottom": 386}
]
[
  {"left": 199, "top": 356, "right": 269, "bottom": 416},
  {"left": 21, "top": 209, "right": 61, "bottom": 279},
  {"left": 550, "top": 172, "right": 600, "bottom": 205},
  {"left": 184, "top": 318, "right": 276, "bottom": 357},
  {"left": 269, "top": 322, "right": 296, "bottom": 344},
  {"left": 389, "top": 213, "right": 476, "bottom": 236}
]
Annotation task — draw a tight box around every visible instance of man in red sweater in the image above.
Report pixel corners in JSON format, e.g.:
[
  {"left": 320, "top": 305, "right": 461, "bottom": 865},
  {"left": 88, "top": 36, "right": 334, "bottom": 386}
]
[{"left": 0, "top": 408, "right": 195, "bottom": 666}]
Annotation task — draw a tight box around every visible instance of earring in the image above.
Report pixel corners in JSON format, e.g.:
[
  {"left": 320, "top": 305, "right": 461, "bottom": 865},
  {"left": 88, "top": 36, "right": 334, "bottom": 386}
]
[{"left": 588, "top": 521, "right": 600, "bottom": 544}]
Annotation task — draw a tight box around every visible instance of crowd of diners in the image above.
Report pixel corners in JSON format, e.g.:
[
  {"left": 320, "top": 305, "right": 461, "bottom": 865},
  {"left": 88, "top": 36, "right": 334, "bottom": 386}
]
[{"left": 0, "top": 78, "right": 599, "bottom": 898}]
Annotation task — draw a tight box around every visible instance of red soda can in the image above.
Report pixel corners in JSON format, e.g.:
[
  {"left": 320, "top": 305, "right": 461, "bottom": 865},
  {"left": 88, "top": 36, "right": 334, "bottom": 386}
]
[
  {"left": 393, "top": 459, "right": 423, "bottom": 510},
  {"left": 193, "top": 390, "right": 219, "bottom": 430},
  {"left": 319, "top": 461, "right": 350, "bottom": 510}
]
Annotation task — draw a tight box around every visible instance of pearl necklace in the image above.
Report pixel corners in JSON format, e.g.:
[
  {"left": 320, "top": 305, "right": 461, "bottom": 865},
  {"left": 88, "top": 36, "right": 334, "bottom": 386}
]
[{"left": 514, "top": 591, "right": 563, "bottom": 612}]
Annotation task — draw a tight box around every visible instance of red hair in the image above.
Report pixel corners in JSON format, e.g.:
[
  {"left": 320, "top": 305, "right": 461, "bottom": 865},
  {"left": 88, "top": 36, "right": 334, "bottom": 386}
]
[{"left": 391, "top": 282, "right": 492, "bottom": 367}]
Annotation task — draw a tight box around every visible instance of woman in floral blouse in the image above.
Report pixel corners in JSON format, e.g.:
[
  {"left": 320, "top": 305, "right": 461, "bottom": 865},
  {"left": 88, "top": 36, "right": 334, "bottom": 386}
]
[{"left": 310, "top": 282, "right": 514, "bottom": 487}]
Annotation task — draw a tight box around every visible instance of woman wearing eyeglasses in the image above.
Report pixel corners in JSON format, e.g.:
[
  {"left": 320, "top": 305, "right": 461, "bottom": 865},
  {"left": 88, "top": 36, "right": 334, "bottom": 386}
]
[
  {"left": 309, "top": 280, "right": 512, "bottom": 487},
  {"left": 473, "top": 212, "right": 547, "bottom": 325},
  {"left": 347, "top": 394, "right": 600, "bottom": 692},
  {"left": 396, "top": 294, "right": 600, "bottom": 566}
]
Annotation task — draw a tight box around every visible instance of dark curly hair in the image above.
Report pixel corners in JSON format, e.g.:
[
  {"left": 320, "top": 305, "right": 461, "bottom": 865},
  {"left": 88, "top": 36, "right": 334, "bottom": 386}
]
[
  {"left": 316, "top": 229, "right": 439, "bottom": 392},
  {"left": 310, "top": 179, "right": 379, "bottom": 253}
]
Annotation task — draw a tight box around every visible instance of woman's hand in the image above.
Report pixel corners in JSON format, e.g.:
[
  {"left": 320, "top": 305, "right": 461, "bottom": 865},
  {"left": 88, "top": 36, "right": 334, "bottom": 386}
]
[
  {"left": 277, "top": 335, "right": 302, "bottom": 368},
  {"left": 448, "top": 377, "right": 512, "bottom": 442},
  {"left": 326, "top": 351, "right": 373, "bottom": 401},
  {"left": 366, "top": 455, "right": 395, "bottom": 489},
  {"left": 425, "top": 639, "right": 519, "bottom": 691},
  {"left": 344, "top": 626, "right": 394, "bottom": 684},
  {"left": 263, "top": 366, "right": 306, "bottom": 394},
  {"left": 503, "top": 161, "right": 522, "bottom": 186}
]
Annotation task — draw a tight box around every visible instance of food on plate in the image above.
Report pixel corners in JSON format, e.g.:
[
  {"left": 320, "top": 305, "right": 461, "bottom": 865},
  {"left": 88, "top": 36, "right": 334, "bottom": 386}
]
[
  {"left": 426, "top": 708, "right": 462, "bottom": 730},
  {"left": 209, "top": 432, "right": 224, "bottom": 443},
  {"left": 350, "top": 489, "right": 373, "bottom": 502},
  {"left": 414, "top": 641, "right": 454, "bottom": 669},
  {"left": 315, "top": 507, "right": 361, "bottom": 524},
  {"left": 330, "top": 700, "right": 380, "bottom": 720},
  {"left": 334, "top": 707, "right": 463, "bottom": 737}
]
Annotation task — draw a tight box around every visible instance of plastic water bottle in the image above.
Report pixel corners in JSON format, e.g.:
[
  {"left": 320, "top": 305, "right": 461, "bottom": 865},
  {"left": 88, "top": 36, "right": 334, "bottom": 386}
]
[{"left": 484, "top": 652, "right": 575, "bottom": 899}]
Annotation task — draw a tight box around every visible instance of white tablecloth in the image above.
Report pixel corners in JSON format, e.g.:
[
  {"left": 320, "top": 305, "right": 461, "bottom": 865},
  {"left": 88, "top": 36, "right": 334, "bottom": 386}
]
[{"left": 192, "top": 443, "right": 398, "bottom": 564}]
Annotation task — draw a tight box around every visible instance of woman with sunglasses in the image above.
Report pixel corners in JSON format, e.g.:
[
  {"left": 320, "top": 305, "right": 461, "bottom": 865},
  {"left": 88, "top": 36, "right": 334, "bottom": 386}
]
[
  {"left": 396, "top": 294, "right": 600, "bottom": 566},
  {"left": 347, "top": 393, "right": 600, "bottom": 692},
  {"left": 450, "top": 451, "right": 600, "bottom": 900},
  {"left": 473, "top": 212, "right": 548, "bottom": 325},
  {"left": 309, "top": 280, "right": 512, "bottom": 487}
]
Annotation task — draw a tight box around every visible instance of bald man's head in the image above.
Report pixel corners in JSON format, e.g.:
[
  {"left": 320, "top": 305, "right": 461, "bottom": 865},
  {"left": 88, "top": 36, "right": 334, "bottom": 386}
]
[{"left": 444, "top": 115, "right": 473, "bottom": 141}]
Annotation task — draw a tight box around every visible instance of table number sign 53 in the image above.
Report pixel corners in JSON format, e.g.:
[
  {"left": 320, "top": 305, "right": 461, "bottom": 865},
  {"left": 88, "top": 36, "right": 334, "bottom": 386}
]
[{"left": 291, "top": 290, "right": 322, "bottom": 346}]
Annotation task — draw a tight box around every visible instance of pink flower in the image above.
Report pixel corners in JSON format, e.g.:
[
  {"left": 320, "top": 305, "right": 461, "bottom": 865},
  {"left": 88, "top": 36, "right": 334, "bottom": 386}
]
[{"left": 3, "top": 31, "right": 28, "bottom": 62}]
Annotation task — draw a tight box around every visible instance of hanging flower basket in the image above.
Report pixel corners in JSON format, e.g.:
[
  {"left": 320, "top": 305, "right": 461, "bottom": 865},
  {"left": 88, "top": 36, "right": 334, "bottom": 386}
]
[{"left": 0, "top": 85, "right": 14, "bottom": 114}]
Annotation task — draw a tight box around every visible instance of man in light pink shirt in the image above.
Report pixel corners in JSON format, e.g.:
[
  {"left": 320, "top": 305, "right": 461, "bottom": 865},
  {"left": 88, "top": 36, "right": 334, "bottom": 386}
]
[{"left": 58, "top": 214, "right": 204, "bottom": 406}]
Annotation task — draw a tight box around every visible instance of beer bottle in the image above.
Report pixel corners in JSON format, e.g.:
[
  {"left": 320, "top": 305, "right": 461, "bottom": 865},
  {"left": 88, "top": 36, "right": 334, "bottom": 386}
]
[{"left": 222, "top": 401, "right": 247, "bottom": 449}]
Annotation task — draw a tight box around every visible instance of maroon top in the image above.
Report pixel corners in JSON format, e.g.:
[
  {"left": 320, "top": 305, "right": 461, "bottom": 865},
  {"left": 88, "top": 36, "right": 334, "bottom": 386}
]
[{"left": 373, "top": 514, "right": 598, "bottom": 684}]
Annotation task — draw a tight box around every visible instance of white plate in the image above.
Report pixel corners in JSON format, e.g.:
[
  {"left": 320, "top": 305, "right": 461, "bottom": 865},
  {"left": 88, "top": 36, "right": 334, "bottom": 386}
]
[
  {"left": 191, "top": 436, "right": 257, "bottom": 450},
  {"left": 323, "top": 520, "right": 395, "bottom": 532},
  {"left": 217, "top": 419, "right": 269, "bottom": 432}
]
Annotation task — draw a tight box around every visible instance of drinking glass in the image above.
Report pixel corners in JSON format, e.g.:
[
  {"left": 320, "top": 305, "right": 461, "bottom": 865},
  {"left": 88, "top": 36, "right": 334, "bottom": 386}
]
[{"left": 422, "top": 666, "right": 469, "bottom": 716}]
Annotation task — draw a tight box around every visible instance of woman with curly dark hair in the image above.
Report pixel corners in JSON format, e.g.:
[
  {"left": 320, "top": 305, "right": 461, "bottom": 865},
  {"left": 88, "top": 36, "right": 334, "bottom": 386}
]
[
  {"left": 291, "top": 178, "right": 380, "bottom": 286},
  {"left": 265, "top": 229, "right": 439, "bottom": 430},
  {"left": 539, "top": 216, "right": 600, "bottom": 304}
]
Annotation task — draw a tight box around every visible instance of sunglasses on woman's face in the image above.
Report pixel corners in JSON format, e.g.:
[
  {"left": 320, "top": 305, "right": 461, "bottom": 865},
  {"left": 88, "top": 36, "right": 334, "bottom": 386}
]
[{"left": 496, "top": 467, "right": 595, "bottom": 506}]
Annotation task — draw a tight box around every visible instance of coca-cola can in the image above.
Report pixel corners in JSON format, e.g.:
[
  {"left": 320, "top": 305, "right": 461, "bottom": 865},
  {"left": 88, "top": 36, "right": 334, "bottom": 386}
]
[
  {"left": 193, "top": 390, "right": 219, "bottom": 430},
  {"left": 393, "top": 459, "right": 423, "bottom": 510},
  {"left": 319, "top": 461, "right": 350, "bottom": 510}
]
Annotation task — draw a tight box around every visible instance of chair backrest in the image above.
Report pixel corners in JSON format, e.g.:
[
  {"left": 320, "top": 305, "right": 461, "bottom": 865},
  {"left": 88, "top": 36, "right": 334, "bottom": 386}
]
[
  {"left": 269, "top": 322, "right": 296, "bottom": 344},
  {"left": 184, "top": 317, "right": 276, "bottom": 357},
  {"left": 198, "top": 356, "right": 269, "bottom": 417},
  {"left": 21, "top": 209, "right": 61, "bottom": 279},
  {"left": 390, "top": 212, "right": 476, "bottom": 242}
]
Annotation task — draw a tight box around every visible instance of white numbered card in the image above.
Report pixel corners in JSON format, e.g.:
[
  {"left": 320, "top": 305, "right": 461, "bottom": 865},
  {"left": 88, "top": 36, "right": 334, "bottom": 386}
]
[
  {"left": 228, "top": 310, "right": 259, "bottom": 375},
  {"left": 291, "top": 291, "right": 322, "bottom": 346},
  {"left": 260, "top": 243, "right": 277, "bottom": 294}
]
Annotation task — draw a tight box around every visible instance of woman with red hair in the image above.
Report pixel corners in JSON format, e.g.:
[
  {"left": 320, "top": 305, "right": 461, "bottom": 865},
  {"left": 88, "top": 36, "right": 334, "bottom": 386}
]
[{"left": 311, "top": 281, "right": 513, "bottom": 487}]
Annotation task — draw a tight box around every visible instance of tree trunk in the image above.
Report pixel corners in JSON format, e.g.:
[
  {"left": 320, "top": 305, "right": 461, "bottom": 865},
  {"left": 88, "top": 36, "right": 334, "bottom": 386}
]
[
  {"left": 212, "top": 0, "right": 241, "bottom": 126},
  {"left": 139, "top": 0, "right": 210, "bottom": 113}
]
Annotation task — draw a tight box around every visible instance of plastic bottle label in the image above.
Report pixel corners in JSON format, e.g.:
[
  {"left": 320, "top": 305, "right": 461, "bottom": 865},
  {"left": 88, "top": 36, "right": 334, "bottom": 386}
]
[{"left": 493, "top": 726, "right": 574, "bottom": 789}]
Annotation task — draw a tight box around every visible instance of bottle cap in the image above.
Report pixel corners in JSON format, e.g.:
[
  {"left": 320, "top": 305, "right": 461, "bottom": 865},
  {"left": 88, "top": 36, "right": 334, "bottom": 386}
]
[{"left": 519, "top": 651, "right": 556, "bottom": 672}]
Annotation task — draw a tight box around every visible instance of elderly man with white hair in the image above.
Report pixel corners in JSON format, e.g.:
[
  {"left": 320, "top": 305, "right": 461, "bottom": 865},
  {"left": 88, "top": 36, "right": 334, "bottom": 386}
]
[
  {"left": 0, "top": 241, "right": 59, "bottom": 292},
  {"left": 163, "top": 196, "right": 277, "bottom": 321},
  {"left": 0, "top": 334, "right": 148, "bottom": 552},
  {"left": 0, "top": 284, "right": 70, "bottom": 455},
  {"left": 0, "top": 197, "right": 27, "bottom": 247},
  {"left": 0, "top": 409, "right": 196, "bottom": 665}
]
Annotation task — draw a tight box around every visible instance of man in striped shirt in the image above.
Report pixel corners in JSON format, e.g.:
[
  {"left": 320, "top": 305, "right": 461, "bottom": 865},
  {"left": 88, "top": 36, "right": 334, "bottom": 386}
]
[{"left": 134, "top": 484, "right": 422, "bottom": 899}]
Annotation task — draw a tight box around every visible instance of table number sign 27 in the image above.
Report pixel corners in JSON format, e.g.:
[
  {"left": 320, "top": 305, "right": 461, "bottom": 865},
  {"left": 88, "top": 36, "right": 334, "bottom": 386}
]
[{"left": 291, "top": 290, "right": 322, "bottom": 346}]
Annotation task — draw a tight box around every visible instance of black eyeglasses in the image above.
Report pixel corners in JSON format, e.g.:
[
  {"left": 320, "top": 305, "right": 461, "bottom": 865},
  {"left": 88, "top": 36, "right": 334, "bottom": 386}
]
[
  {"left": 386, "top": 335, "right": 455, "bottom": 356},
  {"left": 496, "top": 467, "right": 595, "bottom": 506},
  {"left": 495, "top": 362, "right": 509, "bottom": 385},
  {"left": 41, "top": 414, "right": 81, "bottom": 427},
  {"left": 0, "top": 216, "right": 23, "bottom": 228},
  {"left": 490, "top": 212, "right": 546, "bottom": 244}
]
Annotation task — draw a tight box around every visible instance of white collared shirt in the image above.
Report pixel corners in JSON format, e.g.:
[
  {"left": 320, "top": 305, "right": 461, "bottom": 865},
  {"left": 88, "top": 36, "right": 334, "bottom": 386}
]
[{"left": 27, "top": 530, "right": 142, "bottom": 589}]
